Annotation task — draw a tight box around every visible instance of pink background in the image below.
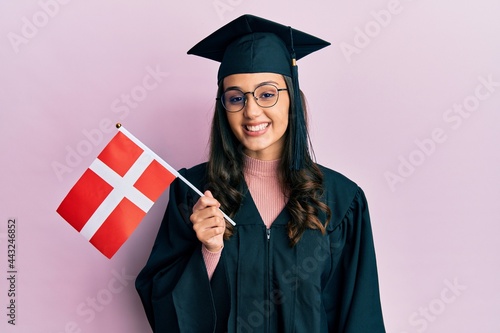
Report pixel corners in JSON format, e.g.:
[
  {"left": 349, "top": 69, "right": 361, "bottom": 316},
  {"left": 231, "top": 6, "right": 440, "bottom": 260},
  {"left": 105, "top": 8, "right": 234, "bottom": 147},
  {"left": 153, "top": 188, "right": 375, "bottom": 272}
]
[{"left": 1, "top": 1, "right": 499, "bottom": 332}]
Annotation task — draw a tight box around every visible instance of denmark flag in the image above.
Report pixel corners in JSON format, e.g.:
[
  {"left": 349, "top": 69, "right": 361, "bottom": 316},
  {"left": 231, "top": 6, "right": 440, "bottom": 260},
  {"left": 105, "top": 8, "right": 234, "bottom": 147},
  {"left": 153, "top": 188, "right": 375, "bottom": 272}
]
[{"left": 57, "top": 125, "right": 178, "bottom": 258}]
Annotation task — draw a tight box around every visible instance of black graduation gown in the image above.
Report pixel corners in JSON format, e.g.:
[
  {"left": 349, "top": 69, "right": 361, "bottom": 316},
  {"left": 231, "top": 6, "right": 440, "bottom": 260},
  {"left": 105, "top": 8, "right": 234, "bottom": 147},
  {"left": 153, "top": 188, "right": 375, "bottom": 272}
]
[{"left": 135, "top": 163, "right": 386, "bottom": 332}]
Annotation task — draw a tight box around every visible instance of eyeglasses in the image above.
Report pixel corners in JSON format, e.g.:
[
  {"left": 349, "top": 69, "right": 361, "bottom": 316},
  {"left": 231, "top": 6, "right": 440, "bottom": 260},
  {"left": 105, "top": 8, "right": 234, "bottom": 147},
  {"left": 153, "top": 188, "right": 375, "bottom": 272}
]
[{"left": 217, "top": 83, "right": 288, "bottom": 112}]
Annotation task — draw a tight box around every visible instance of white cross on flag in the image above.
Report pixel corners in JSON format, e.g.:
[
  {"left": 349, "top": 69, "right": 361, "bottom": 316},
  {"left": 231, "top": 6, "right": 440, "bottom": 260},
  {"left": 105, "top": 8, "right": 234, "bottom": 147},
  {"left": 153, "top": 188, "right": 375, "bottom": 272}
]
[{"left": 57, "top": 125, "right": 178, "bottom": 258}]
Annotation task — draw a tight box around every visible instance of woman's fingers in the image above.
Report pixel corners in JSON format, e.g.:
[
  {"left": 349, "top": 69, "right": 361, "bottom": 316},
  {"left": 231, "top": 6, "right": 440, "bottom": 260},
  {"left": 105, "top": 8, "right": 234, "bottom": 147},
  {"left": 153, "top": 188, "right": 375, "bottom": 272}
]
[
  {"left": 190, "top": 190, "right": 225, "bottom": 251},
  {"left": 192, "top": 216, "right": 225, "bottom": 251},
  {"left": 192, "top": 190, "right": 220, "bottom": 213}
]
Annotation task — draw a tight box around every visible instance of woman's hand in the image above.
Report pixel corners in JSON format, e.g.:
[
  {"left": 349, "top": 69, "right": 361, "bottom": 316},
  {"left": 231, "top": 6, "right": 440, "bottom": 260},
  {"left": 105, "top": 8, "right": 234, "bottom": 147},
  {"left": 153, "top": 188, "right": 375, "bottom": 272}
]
[{"left": 190, "top": 190, "right": 226, "bottom": 252}]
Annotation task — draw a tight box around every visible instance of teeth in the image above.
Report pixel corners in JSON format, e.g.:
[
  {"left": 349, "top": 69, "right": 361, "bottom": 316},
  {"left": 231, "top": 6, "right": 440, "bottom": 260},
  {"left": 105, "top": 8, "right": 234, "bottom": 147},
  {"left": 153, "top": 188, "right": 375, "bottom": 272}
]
[{"left": 246, "top": 123, "right": 268, "bottom": 132}]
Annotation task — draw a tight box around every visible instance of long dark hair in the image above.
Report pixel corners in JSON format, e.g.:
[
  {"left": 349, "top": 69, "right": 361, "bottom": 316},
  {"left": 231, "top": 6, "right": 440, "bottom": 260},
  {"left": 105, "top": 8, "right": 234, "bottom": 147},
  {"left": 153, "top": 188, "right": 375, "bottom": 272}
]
[{"left": 206, "top": 75, "right": 331, "bottom": 246}]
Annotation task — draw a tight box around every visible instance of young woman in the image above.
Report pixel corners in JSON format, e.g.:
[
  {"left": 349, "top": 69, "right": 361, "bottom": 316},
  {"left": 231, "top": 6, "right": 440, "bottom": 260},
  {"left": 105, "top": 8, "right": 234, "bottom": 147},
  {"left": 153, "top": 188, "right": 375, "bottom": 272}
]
[{"left": 136, "top": 14, "right": 386, "bottom": 333}]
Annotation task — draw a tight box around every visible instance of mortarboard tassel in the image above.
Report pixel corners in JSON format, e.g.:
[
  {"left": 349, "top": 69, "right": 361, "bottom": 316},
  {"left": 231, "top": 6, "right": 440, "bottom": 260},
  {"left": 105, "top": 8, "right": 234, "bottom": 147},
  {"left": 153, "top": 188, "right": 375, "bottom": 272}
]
[{"left": 289, "top": 27, "right": 309, "bottom": 171}]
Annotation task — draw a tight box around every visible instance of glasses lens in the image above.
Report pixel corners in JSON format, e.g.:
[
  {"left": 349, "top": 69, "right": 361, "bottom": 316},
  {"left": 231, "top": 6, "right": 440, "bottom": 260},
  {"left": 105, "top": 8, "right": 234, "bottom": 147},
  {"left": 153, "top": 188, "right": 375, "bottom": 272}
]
[
  {"left": 255, "top": 85, "right": 279, "bottom": 108},
  {"left": 222, "top": 89, "right": 245, "bottom": 112}
]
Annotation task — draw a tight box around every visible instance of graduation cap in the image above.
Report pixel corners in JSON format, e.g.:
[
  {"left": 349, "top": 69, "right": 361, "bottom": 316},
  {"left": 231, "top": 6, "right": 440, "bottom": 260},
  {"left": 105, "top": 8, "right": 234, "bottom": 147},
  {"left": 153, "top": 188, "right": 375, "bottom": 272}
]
[{"left": 188, "top": 14, "right": 331, "bottom": 170}]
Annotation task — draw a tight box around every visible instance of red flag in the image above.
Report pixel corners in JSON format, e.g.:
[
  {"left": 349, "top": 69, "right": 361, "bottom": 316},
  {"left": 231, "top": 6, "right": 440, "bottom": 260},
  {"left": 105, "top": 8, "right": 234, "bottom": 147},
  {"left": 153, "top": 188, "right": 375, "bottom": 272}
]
[{"left": 57, "top": 126, "right": 177, "bottom": 258}]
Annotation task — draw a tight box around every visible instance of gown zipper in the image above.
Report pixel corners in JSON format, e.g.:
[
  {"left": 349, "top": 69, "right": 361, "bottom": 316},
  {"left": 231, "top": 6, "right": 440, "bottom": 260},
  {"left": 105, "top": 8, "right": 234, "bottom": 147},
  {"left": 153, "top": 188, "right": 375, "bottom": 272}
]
[{"left": 266, "top": 228, "right": 271, "bottom": 332}]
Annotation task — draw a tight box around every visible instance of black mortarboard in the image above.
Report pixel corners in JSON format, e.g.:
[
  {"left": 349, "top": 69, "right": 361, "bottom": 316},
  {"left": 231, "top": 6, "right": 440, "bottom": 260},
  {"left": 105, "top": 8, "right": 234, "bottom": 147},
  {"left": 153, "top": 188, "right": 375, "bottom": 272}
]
[{"left": 187, "top": 14, "right": 331, "bottom": 170}]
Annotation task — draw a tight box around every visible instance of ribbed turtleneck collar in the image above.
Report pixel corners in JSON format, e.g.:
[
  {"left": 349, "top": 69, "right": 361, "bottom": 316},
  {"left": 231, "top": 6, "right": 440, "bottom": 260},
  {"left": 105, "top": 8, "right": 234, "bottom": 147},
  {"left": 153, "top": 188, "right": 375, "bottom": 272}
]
[{"left": 243, "top": 155, "right": 280, "bottom": 177}]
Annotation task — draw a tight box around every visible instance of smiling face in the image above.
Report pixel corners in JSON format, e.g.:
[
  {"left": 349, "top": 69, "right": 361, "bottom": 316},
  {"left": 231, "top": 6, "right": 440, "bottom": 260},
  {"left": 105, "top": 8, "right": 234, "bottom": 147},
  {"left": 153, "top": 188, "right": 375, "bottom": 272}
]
[{"left": 222, "top": 73, "right": 290, "bottom": 161}]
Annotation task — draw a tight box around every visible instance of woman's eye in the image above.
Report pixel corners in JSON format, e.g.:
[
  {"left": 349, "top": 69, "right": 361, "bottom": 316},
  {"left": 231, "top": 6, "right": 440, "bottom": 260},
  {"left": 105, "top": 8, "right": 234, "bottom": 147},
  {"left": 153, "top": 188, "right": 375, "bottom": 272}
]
[
  {"left": 260, "top": 92, "right": 275, "bottom": 99},
  {"left": 229, "top": 96, "right": 244, "bottom": 104},
  {"left": 224, "top": 91, "right": 244, "bottom": 105}
]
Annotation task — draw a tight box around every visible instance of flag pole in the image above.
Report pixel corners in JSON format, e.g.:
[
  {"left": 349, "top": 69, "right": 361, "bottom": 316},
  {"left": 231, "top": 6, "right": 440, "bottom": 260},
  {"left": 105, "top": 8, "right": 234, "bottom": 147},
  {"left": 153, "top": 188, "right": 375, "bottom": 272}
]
[{"left": 116, "top": 123, "right": 236, "bottom": 226}]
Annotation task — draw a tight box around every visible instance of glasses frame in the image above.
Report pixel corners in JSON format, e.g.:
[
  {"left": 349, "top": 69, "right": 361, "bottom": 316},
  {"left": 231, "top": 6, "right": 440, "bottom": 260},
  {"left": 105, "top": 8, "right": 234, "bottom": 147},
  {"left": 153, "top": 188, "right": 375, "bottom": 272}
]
[{"left": 216, "top": 83, "right": 288, "bottom": 113}]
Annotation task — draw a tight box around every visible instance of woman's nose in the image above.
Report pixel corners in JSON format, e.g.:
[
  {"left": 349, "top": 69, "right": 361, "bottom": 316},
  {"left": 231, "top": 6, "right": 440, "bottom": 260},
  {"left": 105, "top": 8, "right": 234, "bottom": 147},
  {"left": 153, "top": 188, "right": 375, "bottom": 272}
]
[{"left": 243, "top": 94, "right": 262, "bottom": 118}]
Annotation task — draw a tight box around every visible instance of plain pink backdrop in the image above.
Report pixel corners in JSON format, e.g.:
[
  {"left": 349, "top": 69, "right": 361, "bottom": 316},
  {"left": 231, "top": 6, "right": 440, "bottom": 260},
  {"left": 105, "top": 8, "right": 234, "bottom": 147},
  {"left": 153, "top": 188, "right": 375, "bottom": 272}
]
[{"left": 1, "top": 1, "right": 499, "bottom": 332}]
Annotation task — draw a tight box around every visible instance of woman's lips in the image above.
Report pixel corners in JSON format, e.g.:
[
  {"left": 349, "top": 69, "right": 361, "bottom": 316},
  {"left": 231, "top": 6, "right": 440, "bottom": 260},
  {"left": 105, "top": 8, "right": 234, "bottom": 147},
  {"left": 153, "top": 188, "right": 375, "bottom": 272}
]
[{"left": 245, "top": 123, "right": 269, "bottom": 132}]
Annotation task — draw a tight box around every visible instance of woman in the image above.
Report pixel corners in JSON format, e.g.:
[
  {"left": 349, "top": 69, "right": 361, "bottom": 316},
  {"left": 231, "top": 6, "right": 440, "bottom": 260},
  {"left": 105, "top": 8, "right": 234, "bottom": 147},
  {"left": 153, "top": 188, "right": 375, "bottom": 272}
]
[{"left": 136, "top": 14, "right": 386, "bottom": 332}]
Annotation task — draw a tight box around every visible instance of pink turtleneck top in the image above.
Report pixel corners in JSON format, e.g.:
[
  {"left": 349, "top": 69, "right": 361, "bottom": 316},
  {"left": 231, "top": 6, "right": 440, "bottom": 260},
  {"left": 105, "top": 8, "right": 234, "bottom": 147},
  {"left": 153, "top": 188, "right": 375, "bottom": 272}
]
[{"left": 201, "top": 155, "right": 287, "bottom": 279}]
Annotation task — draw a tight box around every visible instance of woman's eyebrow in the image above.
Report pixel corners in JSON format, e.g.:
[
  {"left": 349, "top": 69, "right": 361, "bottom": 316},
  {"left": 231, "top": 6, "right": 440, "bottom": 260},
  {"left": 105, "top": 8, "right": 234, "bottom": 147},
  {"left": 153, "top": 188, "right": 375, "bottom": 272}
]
[
  {"left": 224, "top": 85, "right": 241, "bottom": 91},
  {"left": 224, "top": 81, "right": 281, "bottom": 91}
]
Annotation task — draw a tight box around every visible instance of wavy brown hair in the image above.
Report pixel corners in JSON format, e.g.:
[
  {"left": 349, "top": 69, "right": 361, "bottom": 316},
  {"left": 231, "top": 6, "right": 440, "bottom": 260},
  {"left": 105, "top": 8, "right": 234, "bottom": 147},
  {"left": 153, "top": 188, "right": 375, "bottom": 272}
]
[{"left": 206, "top": 76, "right": 331, "bottom": 246}]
